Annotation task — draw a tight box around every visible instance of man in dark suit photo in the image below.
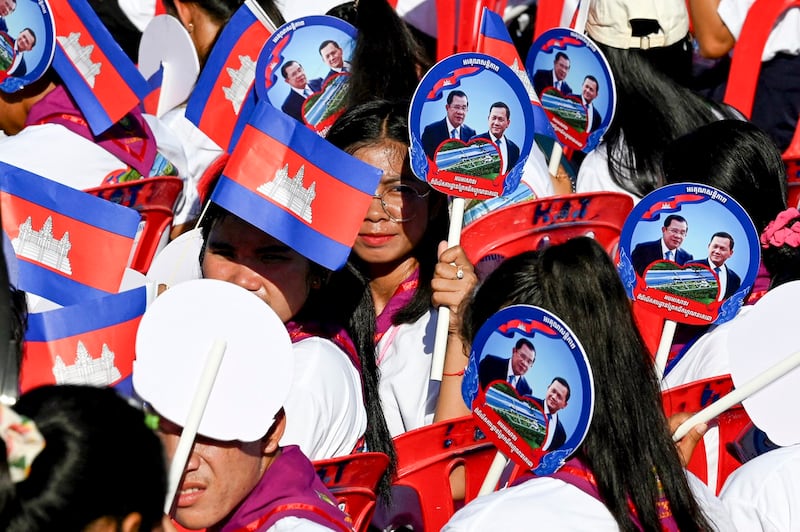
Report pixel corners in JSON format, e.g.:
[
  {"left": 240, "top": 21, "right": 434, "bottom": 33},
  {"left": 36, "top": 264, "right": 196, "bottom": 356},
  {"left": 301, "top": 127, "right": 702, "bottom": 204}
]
[
  {"left": 280, "top": 60, "right": 323, "bottom": 123},
  {"left": 420, "top": 89, "right": 476, "bottom": 160},
  {"left": 689, "top": 232, "right": 741, "bottom": 300},
  {"left": 470, "top": 101, "right": 520, "bottom": 174},
  {"left": 532, "top": 51, "right": 572, "bottom": 97},
  {"left": 0, "top": 0, "right": 16, "bottom": 33},
  {"left": 319, "top": 39, "right": 350, "bottom": 83},
  {"left": 479, "top": 338, "right": 535, "bottom": 396},
  {"left": 534, "top": 377, "right": 570, "bottom": 451},
  {"left": 631, "top": 214, "right": 694, "bottom": 276},
  {"left": 581, "top": 75, "right": 603, "bottom": 133},
  {"left": 7, "top": 27, "right": 34, "bottom": 77}
]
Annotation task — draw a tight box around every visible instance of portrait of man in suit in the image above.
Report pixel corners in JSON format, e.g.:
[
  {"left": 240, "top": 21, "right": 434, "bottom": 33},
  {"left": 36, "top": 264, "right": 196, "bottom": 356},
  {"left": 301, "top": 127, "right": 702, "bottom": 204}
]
[
  {"left": 7, "top": 27, "right": 34, "bottom": 77},
  {"left": 536, "top": 377, "right": 570, "bottom": 451},
  {"left": 0, "top": 0, "right": 16, "bottom": 33},
  {"left": 581, "top": 75, "right": 603, "bottom": 134},
  {"left": 319, "top": 39, "right": 350, "bottom": 82},
  {"left": 420, "top": 89, "right": 476, "bottom": 160},
  {"left": 689, "top": 232, "right": 741, "bottom": 300},
  {"left": 479, "top": 338, "right": 535, "bottom": 396},
  {"left": 470, "top": 101, "right": 520, "bottom": 174},
  {"left": 532, "top": 51, "right": 572, "bottom": 97},
  {"left": 631, "top": 214, "right": 694, "bottom": 276},
  {"left": 280, "top": 60, "right": 323, "bottom": 123}
]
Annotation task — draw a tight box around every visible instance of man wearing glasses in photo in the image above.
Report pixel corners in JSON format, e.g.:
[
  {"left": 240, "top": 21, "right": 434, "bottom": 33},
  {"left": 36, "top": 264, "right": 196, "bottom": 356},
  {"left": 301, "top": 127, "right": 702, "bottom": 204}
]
[{"left": 631, "top": 214, "right": 694, "bottom": 276}]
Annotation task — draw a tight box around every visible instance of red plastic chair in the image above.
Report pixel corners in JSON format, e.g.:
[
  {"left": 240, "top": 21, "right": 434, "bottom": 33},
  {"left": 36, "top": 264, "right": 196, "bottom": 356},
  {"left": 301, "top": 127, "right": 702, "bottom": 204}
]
[
  {"left": 314, "top": 452, "right": 390, "bottom": 532},
  {"left": 784, "top": 114, "right": 800, "bottom": 208},
  {"left": 722, "top": 0, "right": 800, "bottom": 120},
  {"left": 383, "top": 416, "right": 498, "bottom": 531},
  {"left": 85, "top": 176, "right": 184, "bottom": 274},
  {"left": 461, "top": 191, "right": 633, "bottom": 278},
  {"left": 661, "top": 375, "right": 752, "bottom": 495}
]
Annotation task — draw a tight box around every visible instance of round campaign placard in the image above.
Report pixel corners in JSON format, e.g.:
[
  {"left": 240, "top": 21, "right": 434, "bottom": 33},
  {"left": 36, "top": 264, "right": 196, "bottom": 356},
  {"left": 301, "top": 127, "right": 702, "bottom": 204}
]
[
  {"left": 618, "top": 183, "right": 760, "bottom": 326},
  {"left": 138, "top": 15, "right": 199, "bottom": 117},
  {"left": 462, "top": 305, "right": 594, "bottom": 474},
  {"left": 255, "top": 15, "right": 356, "bottom": 136},
  {"left": 525, "top": 28, "right": 615, "bottom": 153},
  {"left": 0, "top": 0, "right": 56, "bottom": 93},
  {"left": 408, "top": 52, "right": 535, "bottom": 200}
]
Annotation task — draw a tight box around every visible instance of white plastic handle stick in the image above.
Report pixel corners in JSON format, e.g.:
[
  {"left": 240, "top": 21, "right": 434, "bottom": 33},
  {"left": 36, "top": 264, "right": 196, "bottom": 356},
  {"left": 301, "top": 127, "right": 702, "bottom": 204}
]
[
  {"left": 164, "top": 339, "right": 227, "bottom": 514},
  {"left": 672, "top": 350, "right": 800, "bottom": 442},
  {"left": 431, "top": 197, "right": 466, "bottom": 381},
  {"left": 654, "top": 319, "right": 677, "bottom": 381},
  {"left": 479, "top": 451, "right": 509, "bottom": 496},
  {"left": 548, "top": 142, "right": 563, "bottom": 177}
]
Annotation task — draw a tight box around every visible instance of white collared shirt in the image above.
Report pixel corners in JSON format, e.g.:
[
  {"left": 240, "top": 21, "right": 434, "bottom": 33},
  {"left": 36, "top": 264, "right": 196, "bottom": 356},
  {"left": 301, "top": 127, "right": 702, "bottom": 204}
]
[
  {"left": 491, "top": 134, "right": 509, "bottom": 173},
  {"left": 708, "top": 259, "right": 728, "bottom": 301}
]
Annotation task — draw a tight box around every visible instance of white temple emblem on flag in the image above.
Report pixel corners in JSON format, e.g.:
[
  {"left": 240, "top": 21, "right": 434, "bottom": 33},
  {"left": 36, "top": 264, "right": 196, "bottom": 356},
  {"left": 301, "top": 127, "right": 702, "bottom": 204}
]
[
  {"left": 12, "top": 216, "right": 73, "bottom": 274},
  {"left": 257, "top": 164, "right": 316, "bottom": 222},
  {"left": 57, "top": 32, "right": 102, "bottom": 87},
  {"left": 53, "top": 341, "right": 122, "bottom": 386},
  {"left": 223, "top": 55, "right": 257, "bottom": 114}
]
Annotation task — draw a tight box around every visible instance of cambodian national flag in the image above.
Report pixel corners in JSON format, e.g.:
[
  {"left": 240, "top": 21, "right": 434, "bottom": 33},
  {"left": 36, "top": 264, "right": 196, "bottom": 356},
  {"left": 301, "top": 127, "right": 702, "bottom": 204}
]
[
  {"left": 0, "top": 162, "right": 141, "bottom": 306},
  {"left": 20, "top": 286, "right": 148, "bottom": 394},
  {"left": 476, "top": 8, "right": 556, "bottom": 140},
  {"left": 50, "top": 0, "right": 151, "bottom": 136},
  {"left": 185, "top": 1, "right": 272, "bottom": 152},
  {"left": 210, "top": 101, "right": 383, "bottom": 271}
]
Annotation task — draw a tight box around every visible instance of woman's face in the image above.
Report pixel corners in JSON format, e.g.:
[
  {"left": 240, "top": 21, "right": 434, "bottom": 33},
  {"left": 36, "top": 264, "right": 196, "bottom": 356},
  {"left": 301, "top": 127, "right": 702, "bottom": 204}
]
[
  {"left": 352, "top": 141, "right": 432, "bottom": 267},
  {"left": 201, "top": 214, "right": 314, "bottom": 323}
]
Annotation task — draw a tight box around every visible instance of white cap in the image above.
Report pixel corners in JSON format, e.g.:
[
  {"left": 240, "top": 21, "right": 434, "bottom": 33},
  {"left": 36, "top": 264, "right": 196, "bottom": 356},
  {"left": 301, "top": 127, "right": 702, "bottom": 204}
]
[
  {"left": 586, "top": 0, "right": 689, "bottom": 49},
  {"left": 133, "top": 279, "right": 294, "bottom": 442}
]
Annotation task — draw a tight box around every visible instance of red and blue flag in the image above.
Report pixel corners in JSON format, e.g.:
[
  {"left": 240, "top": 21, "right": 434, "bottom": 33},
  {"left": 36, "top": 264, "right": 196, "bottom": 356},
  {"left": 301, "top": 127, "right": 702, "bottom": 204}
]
[
  {"left": 476, "top": 8, "right": 556, "bottom": 140},
  {"left": 142, "top": 64, "right": 164, "bottom": 117},
  {"left": 20, "top": 286, "right": 148, "bottom": 394},
  {"left": 50, "top": 0, "right": 151, "bottom": 135},
  {"left": 210, "top": 101, "right": 382, "bottom": 271},
  {"left": 185, "top": 1, "right": 271, "bottom": 152},
  {"left": 0, "top": 162, "right": 141, "bottom": 306}
]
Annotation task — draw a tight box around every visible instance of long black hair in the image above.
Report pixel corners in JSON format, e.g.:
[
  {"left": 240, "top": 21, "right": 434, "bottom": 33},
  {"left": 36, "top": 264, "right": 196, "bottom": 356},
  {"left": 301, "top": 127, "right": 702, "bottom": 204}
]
[
  {"left": 327, "top": 98, "right": 449, "bottom": 327},
  {"left": 462, "top": 238, "right": 714, "bottom": 531},
  {"left": 344, "top": 0, "right": 432, "bottom": 108},
  {"left": 326, "top": 99, "right": 449, "bottom": 502},
  {"left": 160, "top": 0, "right": 284, "bottom": 27},
  {"left": 662, "top": 119, "right": 787, "bottom": 232},
  {"left": 596, "top": 34, "right": 736, "bottom": 198},
  {"left": 0, "top": 385, "right": 166, "bottom": 532}
]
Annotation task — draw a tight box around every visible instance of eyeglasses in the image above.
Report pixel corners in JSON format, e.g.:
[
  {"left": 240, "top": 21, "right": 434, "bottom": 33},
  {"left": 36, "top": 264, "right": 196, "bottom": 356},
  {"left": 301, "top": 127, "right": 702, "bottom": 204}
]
[
  {"left": 449, "top": 104, "right": 468, "bottom": 111},
  {"left": 372, "top": 184, "right": 430, "bottom": 222},
  {"left": 666, "top": 228, "right": 687, "bottom": 236}
]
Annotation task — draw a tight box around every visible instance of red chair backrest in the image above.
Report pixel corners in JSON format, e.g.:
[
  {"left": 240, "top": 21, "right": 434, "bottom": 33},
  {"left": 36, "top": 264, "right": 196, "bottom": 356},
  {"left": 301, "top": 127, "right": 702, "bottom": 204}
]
[
  {"left": 461, "top": 191, "right": 633, "bottom": 278},
  {"left": 387, "top": 416, "right": 498, "bottom": 531},
  {"left": 784, "top": 113, "right": 800, "bottom": 208},
  {"left": 314, "top": 452, "right": 390, "bottom": 532},
  {"left": 723, "top": 0, "right": 800, "bottom": 119},
  {"left": 661, "top": 375, "right": 752, "bottom": 494},
  {"left": 84, "top": 176, "right": 184, "bottom": 274}
]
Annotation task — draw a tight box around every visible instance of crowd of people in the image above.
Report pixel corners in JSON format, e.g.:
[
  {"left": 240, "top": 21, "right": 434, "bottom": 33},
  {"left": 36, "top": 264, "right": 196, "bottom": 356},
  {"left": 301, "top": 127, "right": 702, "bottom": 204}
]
[{"left": 0, "top": 0, "right": 797, "bottom": 530}]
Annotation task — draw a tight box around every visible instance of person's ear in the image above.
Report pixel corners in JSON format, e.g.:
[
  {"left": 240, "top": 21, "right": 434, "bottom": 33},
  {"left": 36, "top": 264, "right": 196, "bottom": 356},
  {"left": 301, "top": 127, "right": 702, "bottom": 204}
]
[
  {"left": 171, "top": 0, "right": 195, "bottom": 31},
  {"left": 121, "top": 512, "right": 143, "bottom": 532},
  {"left": 262, "top": 408, "right": 286, "bottom": 455}
]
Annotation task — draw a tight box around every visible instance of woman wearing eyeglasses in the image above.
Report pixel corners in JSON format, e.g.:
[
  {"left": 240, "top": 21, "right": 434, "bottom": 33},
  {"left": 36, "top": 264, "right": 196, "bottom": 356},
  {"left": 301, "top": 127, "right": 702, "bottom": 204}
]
[{"left": 327, "top": 99, "right": 477, "bottom": 439}]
